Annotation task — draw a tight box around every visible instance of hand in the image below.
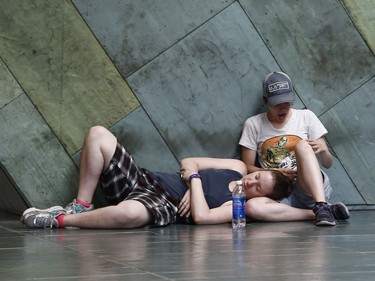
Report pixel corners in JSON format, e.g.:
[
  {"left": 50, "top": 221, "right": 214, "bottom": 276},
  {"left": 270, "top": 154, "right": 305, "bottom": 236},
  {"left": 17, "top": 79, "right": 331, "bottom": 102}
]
[
  {"left": 307, "top": 139, "right": 324, "bottom": 154},
  {"left": 307, "top": 138, "right": 333, "bottom": 169},
  {"left": 179, "top": 168, "right": 197, "bottom": 182},
  {"left": 278, "top": 167, "right": 297, "bottom": 181},
  {"left": 178, "top": 190, "right": 191, "bottom": 217}
]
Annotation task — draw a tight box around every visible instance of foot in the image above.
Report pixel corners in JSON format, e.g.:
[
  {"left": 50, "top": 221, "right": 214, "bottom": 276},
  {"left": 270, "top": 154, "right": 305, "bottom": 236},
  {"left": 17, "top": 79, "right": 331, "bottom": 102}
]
[
  {"left": 21, "top": 206, "right": 66, "bottom": 229},
  {"left": 330, "top": 202, "right": 350, "bottom": 220},
  {"left": 64, "top": 199, "right": 94, "bottom": 214},
  {"left": 21, "top": 206, "right": 65, "bottom": 224},
  {"left": 313, "top": 202, "right": 337, "bottom": 226}
]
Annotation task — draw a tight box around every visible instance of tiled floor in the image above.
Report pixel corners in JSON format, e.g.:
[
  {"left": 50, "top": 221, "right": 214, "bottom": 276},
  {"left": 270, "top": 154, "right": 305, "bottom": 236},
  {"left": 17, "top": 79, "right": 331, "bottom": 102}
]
[{"left": 0, "top": 210, "right": 374, "bottom": 280}]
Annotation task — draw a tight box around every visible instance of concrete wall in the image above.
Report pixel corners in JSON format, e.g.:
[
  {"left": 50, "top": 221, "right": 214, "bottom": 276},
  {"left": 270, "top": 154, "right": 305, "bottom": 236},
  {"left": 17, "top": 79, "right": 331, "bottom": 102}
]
[{"left": 0, "top": 0, "right": 374, "bottom": 214}]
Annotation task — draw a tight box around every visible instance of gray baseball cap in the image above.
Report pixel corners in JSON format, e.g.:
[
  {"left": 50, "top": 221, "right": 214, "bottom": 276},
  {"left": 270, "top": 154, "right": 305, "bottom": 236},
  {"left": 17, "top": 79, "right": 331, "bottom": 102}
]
[{"left": 262, "top": 71, "right": 295, "bottom": 106}]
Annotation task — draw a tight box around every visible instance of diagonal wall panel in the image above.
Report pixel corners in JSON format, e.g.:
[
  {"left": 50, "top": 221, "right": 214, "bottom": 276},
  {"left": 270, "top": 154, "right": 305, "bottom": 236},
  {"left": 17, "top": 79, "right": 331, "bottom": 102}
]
[
  {"left": 0, "top": 59, "right": 23, "bottom": 109},
  {"left": 0, "top": 0, "right": 139, "bottom": 155},
  {"left": 321, "top": 77, "right": 375, "bottom": 203},
  {"left": 0, "top": 94, "right": 79, "bottom": 208},
  {"left": 240, "top": 0, "right": 375, "bottom": 115},
  {"left": 341, "top": 0, "right": 375, "bottom": 54},
  {"left": 128, "top": 3, "right": 288, "bottom": 159},
  {"left": 73, "top": 0, "right": 235, "bottom": 77},
  {"left": 0, "top": 0, "right": 374, "bottom": 213}
]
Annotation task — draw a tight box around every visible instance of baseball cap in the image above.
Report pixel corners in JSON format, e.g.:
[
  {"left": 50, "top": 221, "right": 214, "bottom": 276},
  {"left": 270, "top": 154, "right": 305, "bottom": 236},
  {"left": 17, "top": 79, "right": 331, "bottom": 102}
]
[{"left": 262, "top": 71, "right": 295, "bottom": 106}]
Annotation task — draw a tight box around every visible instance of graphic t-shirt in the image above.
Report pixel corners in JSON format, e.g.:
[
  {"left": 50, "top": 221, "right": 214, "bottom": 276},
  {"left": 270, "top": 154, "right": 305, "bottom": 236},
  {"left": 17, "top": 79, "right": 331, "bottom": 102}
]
[{"left": 239, "top": 109, "right": 327, "bottom": 169}]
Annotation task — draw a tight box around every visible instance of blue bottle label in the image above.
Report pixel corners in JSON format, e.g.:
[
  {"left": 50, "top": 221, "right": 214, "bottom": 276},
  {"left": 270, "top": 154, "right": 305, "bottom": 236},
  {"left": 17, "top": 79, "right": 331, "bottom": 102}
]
[{"left": 232, "top": 197, "right": 246, "bottom": 219}]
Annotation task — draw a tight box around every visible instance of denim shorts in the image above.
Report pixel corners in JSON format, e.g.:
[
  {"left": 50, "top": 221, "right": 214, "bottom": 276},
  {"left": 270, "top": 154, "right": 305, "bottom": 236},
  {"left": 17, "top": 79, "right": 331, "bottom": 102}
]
[{"left": 279, "top": 170, "right": 332, "bottom": 209}]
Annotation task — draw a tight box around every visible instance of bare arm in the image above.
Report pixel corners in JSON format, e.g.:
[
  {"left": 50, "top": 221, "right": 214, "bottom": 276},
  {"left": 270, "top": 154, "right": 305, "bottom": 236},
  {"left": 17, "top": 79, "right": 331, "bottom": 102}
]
[
  {"left": 189, "top": 176, "right": 233, "bottom": 224},
  {"left": 179, "top": 157, "right": 247, "bottom": 176},
  {"left": 246, "top": 197, "right": 315, "bottom": 221},
  {"left": 241, "top": 146, "right": 261, "bottom": 173},
  {"left": 179, "top": 157, "right": 246, "bottom": 224}
]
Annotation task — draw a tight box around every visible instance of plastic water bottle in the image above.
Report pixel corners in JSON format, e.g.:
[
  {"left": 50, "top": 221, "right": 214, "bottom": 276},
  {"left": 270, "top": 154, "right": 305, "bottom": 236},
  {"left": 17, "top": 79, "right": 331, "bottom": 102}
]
[{"left": 232, "top": 180, "right": 246, "bottom": 229}]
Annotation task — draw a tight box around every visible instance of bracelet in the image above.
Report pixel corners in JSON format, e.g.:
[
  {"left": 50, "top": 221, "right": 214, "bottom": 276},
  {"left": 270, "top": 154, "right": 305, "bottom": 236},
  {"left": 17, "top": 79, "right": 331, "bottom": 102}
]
[{"left": 189, "top": 173, "right": 201, "bottom": 181}]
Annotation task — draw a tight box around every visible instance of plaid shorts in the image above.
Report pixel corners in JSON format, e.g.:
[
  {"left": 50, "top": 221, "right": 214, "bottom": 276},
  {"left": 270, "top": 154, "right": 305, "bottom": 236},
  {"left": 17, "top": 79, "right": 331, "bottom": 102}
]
[{"left": 99, "top": 142, "right": 178, "bottom": 227}]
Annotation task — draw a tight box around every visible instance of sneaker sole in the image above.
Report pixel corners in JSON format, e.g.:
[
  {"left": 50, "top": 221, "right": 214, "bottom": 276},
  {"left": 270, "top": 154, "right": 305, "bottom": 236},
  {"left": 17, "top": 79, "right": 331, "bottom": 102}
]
[
  {"left": 315, "top": 220, "right": 337, "bottom": 226},
  {"left": 21, "top": 206, "right": 64, "bottom": 223}
]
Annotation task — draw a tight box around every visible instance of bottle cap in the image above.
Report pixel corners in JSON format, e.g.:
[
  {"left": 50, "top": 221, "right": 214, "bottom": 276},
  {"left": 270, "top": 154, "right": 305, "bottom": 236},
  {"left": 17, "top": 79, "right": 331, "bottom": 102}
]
[{"left": 235, "top": 180, "right": 242, "bottom": 185}]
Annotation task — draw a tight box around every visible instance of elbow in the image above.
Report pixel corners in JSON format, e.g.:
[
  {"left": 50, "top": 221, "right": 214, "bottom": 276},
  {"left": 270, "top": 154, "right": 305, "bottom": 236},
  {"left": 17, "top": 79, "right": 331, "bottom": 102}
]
[
  {"left": 191, "top": 213, "right": 208, "bottom": 225},
  {"left": 320, "top": 154, "right": 333, "bottom": 169},
  {"left": 246, "top": 198, "right": 272, "bottom": 221},
  {"left": 191, "top": 214, "right": 204, "bottom": 225},
  {"left": 322, "top": 160, "right": 333, "bottom": 169},
  {"left": 246, "top": 200, "right": 263, "bottom": 220}
]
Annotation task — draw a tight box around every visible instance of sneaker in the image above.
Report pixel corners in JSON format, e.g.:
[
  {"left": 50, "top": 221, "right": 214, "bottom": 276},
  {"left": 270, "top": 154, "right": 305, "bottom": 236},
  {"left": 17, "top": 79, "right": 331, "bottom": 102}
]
[
  {"left": 64, "top": 199, "right": 94, "bottom": 214},
  {"left": 21, "top": 206, "right": 65, "bottom": 224},
  {"left": 313, "top": 202, "right": 337, "bottom": 226},
  {"left": 21, "top": 207, "right": 66, "bottom": 229},
  {"left": 330, "top": 202, "right": 350, "bottom": 220}
]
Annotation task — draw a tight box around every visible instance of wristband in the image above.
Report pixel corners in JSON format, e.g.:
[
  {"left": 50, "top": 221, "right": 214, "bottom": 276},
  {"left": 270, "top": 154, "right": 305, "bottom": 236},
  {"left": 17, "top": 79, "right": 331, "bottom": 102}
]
[{"left": 189, "top": 173, "right": 201, "bottom": 181}]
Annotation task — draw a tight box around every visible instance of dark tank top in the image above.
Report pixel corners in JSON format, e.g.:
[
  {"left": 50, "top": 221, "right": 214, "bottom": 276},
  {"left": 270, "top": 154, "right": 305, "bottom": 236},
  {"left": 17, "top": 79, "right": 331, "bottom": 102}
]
[{"left": 150, "top": 169, "right": 242, "bottom": 208}]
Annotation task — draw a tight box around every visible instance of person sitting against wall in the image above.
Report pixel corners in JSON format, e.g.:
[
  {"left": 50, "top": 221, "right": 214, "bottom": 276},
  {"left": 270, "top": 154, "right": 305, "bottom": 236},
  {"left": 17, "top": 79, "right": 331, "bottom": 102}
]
[
  {"left": 239, "top": 71, "right": 350, "bottom": 226},
  {"left": 21, "top": 125, "right": 292, "bottom": 229}
]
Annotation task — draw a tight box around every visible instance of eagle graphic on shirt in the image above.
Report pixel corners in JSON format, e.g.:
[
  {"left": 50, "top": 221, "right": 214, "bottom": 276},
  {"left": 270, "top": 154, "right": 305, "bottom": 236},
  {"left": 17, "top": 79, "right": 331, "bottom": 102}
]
[{"left": 260, "top": 135, "right": 302, "bottom": 170}]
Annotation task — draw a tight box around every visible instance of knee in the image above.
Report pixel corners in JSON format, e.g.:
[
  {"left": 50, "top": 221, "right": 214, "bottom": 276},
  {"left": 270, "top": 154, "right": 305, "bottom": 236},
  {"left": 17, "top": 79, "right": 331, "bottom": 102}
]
[
  {"left": 110, "top": 207, "right": 140, "bottom": 228},
  {"left": 118, "top": 207, "right": 139, "bottom": 224},
  {"left": 85, "top": 126, "right": 108, "bottom": 140},
  {"left": 295, "top": 140, "right": 313, "bottom": 155},
  {"left": 115, "top": 201, "right": 150, "bottom": 228},
  {"left": 84, "top": 126, "right": 114, "bottom": 146}
]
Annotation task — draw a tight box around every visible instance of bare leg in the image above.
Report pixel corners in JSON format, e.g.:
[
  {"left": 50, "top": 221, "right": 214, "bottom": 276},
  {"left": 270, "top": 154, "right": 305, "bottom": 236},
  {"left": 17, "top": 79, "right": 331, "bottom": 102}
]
[
  {"left": 62, "top": 200, "right": 152, "bottom": 229},
  {"left": 76, "top": 126, "right": 117, "bottom": 203},
  {"left": 294, "top": 140, "right": 326, "bottom": 203},
  {"left": 246, "top": 197, "right": 315, "bottom": 221}
]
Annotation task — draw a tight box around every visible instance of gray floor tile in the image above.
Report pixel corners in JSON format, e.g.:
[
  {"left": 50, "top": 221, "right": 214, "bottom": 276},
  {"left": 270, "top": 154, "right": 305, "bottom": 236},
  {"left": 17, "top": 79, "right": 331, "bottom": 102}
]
[{"left": 1, "top": 211, "right": 374, "bottom": 280}]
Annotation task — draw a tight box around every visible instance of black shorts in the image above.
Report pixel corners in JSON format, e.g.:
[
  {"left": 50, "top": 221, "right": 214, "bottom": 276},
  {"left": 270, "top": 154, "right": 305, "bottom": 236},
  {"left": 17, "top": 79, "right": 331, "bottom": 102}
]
[{"left": 99, "top": 143, "right": 178, "bottom": 227}]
